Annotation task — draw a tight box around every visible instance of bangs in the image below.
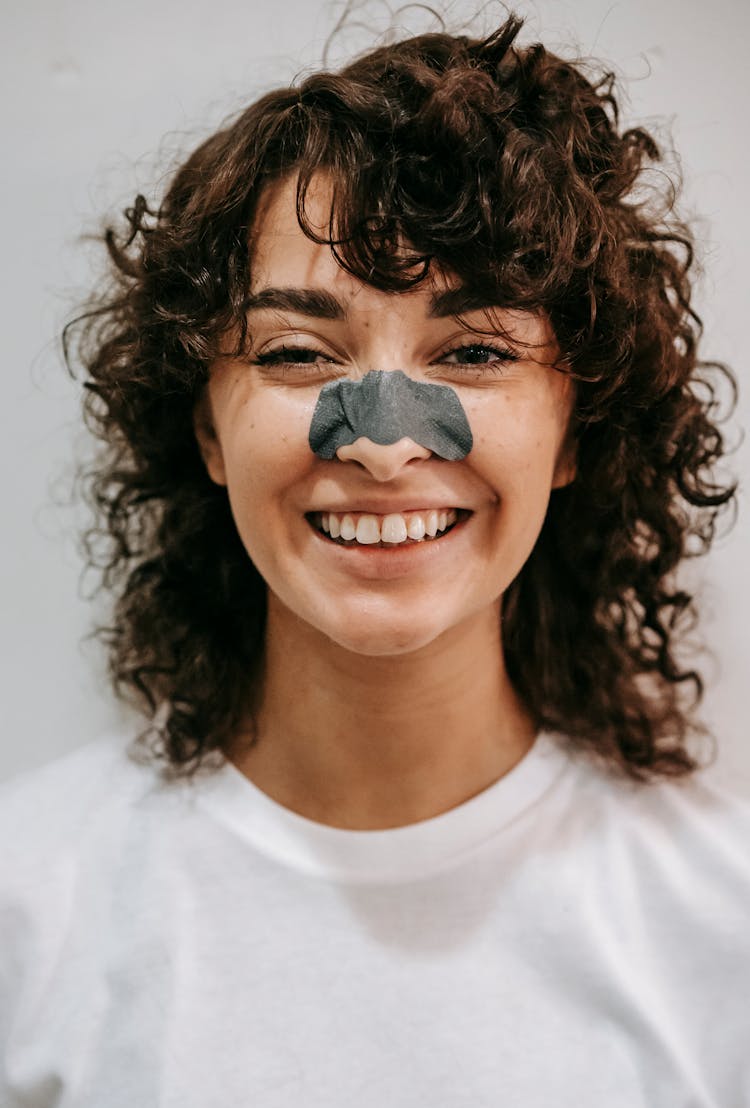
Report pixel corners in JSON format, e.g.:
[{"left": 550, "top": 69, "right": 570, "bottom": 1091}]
[{"left": 261, "top": 24, "right": 618, "bottom": 311}]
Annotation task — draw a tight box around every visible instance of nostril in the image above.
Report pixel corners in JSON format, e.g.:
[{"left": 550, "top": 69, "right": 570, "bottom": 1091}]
[{"left": 335, "top": 436, "right": 432, "bottom": 467}]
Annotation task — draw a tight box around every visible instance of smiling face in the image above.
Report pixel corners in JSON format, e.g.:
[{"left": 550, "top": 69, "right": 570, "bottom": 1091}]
[{"left": 194, "top": 174, "right": 577, "bottom": 657}]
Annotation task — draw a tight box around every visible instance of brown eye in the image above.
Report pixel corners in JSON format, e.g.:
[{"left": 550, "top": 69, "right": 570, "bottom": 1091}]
[{"left": 439, "top": 343, "right": 518, "bottom": 367}]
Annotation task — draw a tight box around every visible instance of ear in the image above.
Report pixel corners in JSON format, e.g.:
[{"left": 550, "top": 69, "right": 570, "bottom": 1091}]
[
  {"left": 193, "top": 390, "right": 227, "bottom": 486},
  {"left": 551, "top": 428, "right": 578, "bottom": 490}
]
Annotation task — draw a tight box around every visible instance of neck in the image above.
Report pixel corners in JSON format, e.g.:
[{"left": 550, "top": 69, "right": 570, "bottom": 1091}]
[{"left": 228, "top": 595, "right": 536, "bottom": 830}]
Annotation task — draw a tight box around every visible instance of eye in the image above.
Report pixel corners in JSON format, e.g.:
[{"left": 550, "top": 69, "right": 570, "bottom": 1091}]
[
  {"left": 250, "top": 345, "right": 343, "bottom": 382},
  {"left": 252, "top": 346, "right": 337, "bottom": 370},
  {"left": 437, "top": 343, "right": 519, "bottom": 371}
]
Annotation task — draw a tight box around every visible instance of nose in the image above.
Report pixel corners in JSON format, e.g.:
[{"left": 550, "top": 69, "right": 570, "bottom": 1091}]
[{"left": 335, "top": 436, "right": 432, "bottom": 481}]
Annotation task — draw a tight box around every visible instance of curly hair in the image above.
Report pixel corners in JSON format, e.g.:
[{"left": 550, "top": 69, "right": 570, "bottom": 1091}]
[{"left": 66, "top": 14, "right": 737, "bottom": 781}]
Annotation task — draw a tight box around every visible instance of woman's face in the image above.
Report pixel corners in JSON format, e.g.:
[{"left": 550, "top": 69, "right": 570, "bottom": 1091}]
[{"left": 195, "top": 174, "right": 577, "bottom": 657}]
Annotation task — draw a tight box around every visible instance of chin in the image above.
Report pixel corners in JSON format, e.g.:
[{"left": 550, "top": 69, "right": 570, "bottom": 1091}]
[{"left": 321, "top": 613, "right": 452, "bottom": 658}]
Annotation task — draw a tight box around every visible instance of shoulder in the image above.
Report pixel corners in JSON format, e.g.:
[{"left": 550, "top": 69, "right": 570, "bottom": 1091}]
[
  {"left": 558, "top": 736, "right": 750, "bottom": 840},
  {"left": 0, "top": 735, "right": 168, "bottom": 909},
  {"left": 632, "top": 768, "right": 750, "bottom": 902},
  {"left": 602, "top": 761, "right": 750, "bottom": 866},
  {"left": 0, "top": 735, "right": 154, "bottom": 847},
  {"left": 558, "top": 745, "right": 750, "bottom": 922}
]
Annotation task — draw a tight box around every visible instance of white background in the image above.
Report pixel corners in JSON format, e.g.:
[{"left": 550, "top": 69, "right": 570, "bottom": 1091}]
[{"left": 1, "top": 0, "right": 747, "bottom": 788}]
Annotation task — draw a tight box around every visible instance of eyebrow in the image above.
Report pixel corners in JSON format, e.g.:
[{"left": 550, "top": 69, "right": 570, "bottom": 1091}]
[
  {"left": 244, "top": 285, "right": 504, "bottom": 321},
  {"left": 244, "top": 287, "right": 344, "bottom": 319},
  {"left": 427, "top": 286, "right": 505, "bottom": 319}
]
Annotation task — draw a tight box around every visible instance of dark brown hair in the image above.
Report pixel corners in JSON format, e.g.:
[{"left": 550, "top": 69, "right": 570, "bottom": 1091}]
[{"left": 67, "top": 14, "right": 737, "bottom": 780}]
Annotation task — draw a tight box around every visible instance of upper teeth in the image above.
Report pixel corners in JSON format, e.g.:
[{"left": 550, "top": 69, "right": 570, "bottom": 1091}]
[{"left": 319, "top": 509, "right": 458, "bottom": 544}]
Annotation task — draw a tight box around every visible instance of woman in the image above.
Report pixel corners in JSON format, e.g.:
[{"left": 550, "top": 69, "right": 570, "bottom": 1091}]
[{"left": 1, "top": 14, "right": 748, "bottom": 1106}]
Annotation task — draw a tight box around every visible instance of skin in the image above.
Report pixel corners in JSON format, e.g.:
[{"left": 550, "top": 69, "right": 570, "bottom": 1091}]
[{"left": 194, "top": 173, "right": 577, "bottom": 830}]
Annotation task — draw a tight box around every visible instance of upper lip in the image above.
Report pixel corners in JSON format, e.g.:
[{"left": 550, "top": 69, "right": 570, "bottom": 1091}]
[{"left": 308, "top": 504, "right": 471, "bottom": 515}]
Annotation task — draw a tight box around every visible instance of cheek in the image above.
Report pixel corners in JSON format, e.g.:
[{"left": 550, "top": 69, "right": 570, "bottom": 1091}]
[
  {"left": 469, "top": 397, "right": 562, "bottom": 488},
  {"left": 219, "top": 391, "right": 317, "bottom": 512},
  {"left": 211, "top": 392, "right": 319, "bottom": 601}
]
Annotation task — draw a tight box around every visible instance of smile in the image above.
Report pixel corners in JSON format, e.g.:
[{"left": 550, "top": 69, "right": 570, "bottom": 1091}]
[{"left": 308, "top": 508, "right": 471, "bottom": 547}]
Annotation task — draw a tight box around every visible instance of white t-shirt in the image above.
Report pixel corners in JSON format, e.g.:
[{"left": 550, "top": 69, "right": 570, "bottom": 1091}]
[{"left": 0, "top": 730, "right": 748, "bottom": 1107}]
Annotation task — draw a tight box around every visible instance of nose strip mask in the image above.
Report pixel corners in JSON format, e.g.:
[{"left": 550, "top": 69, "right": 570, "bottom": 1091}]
[{"left": 308, "top": 370, "right": 473, "bottom": 461}]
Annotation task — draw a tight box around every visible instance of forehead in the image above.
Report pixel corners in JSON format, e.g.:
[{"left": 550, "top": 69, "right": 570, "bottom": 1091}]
[
  {"left": 249, "top": 172, "right": 439, "bottom": 305},
  {"left": 246, "top": 171, "right": 557, "bottom": 354},
  {"left": 248, "top": 174, "right": 485, "bottom": 324}
]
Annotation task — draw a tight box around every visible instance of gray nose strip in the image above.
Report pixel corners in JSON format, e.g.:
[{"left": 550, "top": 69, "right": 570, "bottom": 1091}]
[{"left": 308, "top": 370, "right": 473, "bottom": 461}]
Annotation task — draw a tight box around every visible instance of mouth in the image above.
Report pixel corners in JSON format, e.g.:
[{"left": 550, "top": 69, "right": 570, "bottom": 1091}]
[{"left": 306, "top": 507, "right": 472, "bottom": 548}]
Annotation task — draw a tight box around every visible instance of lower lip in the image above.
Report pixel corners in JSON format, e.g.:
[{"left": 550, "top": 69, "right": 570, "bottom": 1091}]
[{"left": 306, "top": 514, "right": 473, "bottom": 580}]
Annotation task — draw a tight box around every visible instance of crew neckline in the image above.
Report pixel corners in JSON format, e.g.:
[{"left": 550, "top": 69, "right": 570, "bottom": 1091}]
[{"left": 193, "top": 730, "right": 572, "bottom": 884}]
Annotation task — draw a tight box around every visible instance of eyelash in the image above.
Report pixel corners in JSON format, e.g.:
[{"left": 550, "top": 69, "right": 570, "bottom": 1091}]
[
  {"left": 252, "top": 343, "right": 519, "bottom": 375},
  {"left": 438, "top": 343, "right": 519, "bottom": 372},
  {"left": 253, "top": 347, "right": 333, "bottom": 369}
]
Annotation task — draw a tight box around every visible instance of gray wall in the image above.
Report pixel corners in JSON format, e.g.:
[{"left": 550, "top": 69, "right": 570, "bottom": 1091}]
[{"left": 2, "top": 0, "right": 748, "bottom": 789}]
